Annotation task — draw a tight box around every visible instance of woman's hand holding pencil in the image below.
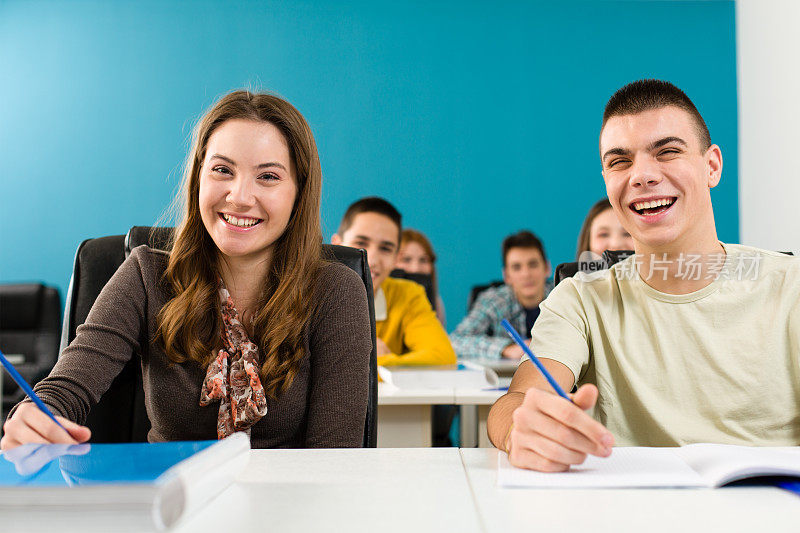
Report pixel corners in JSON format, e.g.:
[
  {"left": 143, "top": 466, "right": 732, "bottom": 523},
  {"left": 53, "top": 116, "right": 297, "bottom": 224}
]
[
  {"left": 0, "top": 348, "right": 91, "bottom": 451},
  {"left": 1, "top": 403, "right": 91, "bottom": 451}
]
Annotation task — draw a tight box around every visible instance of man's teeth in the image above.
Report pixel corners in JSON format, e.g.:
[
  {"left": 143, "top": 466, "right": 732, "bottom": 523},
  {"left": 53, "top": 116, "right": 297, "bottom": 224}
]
[
  {"left": 633, "top": 198, "right": 675, "bottom": 211},
  {"left": 222, "top": 214, "right": 260, "bottom": 227}
]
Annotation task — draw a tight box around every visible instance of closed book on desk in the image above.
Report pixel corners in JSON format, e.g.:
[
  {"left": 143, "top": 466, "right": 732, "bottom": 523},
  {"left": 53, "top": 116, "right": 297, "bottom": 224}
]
[
  {"left": 498, "top": 443, "right": 800, "bottom": 489},
  {"left": 0, "top": 432, "right": 249, "bottom": 530},
  {"left": 378, "top": 362, "right": 499, "bottom": 390}
]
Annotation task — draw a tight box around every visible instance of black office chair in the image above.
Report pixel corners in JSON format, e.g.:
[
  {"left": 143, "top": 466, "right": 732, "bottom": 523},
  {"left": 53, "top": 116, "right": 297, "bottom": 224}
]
[
  {"left": 125, "top": 226, "right": 378, "bottom": 447},
  {"left": 0, "top": 283, "right": 61, "bottom": 415},
  {"left": 467, "top": 280, "right": 504, "bottom": 311},
  {"left": 389, "top": 269, "right": 435, "bottom": 307},
  {"left": 61, "top": 234, "right": 151, "bottom": 443}
]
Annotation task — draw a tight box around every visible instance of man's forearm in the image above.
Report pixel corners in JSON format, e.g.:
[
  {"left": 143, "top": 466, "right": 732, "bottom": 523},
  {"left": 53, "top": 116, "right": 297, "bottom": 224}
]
[{"left": 487, "top": 391, "right": 525, "bottom": 449}]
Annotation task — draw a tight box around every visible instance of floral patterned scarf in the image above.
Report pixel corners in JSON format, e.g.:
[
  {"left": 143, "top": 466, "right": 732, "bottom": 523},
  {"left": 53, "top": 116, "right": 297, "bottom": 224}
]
[{"left": 199, "top": 281, "right": 268, "bottom": 439}]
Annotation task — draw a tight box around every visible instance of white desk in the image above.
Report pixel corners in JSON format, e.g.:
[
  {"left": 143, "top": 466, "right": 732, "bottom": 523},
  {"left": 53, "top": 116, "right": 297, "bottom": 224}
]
[
  {"left": 6, "top": 448, "right": 798, "bottom": 533},
  {"left": 377, "top": 384, "right": 504, "bottom": 448},
  {"left": 2, "top": 449, "right": 481, "bottom": 533},
  {"left": 377, "top": 362, "right": 514, "bottom": 448},
  {"left": 459, "top": 448, "right": 800, "bottom": 533},
  {"left": 455, "top": 388, "right": 505, "bottom": 448},
  {"left": 462, "top": 357, "right": 519, "bottom": 377},
  {"left": 177, "top": 448, "right": 483, "bottom": 533},
  {"left": 377, "top": 384, "right": 453, "bottom": 447}
]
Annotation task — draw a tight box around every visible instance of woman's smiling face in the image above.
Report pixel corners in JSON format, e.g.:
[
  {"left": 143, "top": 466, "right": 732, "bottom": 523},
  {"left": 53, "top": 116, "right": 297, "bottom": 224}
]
[{"left": 198, "top": 119, "right": 297, "bottom": 266}]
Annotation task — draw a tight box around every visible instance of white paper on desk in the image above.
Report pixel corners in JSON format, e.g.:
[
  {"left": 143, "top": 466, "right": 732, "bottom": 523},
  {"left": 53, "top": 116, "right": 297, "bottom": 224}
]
[
  {"left": 497, "top": 448, "right": 707, "bottom": 489},
  {"left": 378, "top": 361, "right": 499, "bottom": 389}
]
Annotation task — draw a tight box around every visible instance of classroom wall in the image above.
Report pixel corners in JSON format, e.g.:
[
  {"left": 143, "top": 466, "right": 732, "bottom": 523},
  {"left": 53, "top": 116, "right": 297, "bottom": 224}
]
[
  {"left": 736, "top": 0, "right": 800, "bottom": 253},
  {"left": 0, "top": 0, "right": 738, "bottom": 329}
]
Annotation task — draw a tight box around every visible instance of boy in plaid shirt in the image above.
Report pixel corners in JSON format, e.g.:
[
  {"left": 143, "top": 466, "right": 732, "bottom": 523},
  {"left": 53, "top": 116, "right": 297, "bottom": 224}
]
[{"left": 451, "top": 231, "right": 550, "bottom": 360}]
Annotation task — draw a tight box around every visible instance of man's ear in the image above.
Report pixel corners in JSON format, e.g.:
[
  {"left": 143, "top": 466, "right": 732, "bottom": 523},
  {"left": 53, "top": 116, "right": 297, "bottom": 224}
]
[
  {"left": 331, "top": 233, "right": 342, "bottom": 245},
  {"left": 502, "top": 267, "right": 509, "bottom": 285},
  {"left": 546, "top": 261, "right": 552, "bottom": 279},
  {"left": 706, "top": 144, "right": 723, "bottom": 189}
]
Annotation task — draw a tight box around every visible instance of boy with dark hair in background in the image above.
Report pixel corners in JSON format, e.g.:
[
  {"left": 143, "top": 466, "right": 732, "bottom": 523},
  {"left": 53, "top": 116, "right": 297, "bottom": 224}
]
[
  {"left": 333, "top": 197, "right": 455, "bottom": 366},
  {"left": 451, "top": 230, "right": 550, "bottom": 360}
]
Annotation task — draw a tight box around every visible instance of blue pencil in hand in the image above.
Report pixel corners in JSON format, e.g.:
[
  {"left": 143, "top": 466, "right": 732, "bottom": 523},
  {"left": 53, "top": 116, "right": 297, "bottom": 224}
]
[
  {"left": 500, "top": 319, "right": 573, "bottom": 402},
  {"left": 0, "top": 348, "right": 71, "bottom": 435}
]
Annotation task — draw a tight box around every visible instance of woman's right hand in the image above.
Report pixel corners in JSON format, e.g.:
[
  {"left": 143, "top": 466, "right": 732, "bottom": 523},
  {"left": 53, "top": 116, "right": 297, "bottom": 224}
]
[{"left": 1, "top": 403, "right": 91, "bottom": 451}]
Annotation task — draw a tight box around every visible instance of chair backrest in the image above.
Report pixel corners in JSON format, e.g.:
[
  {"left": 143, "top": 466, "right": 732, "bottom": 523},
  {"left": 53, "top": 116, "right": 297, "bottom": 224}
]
[
  {"left": 0, "top": 283, "right": 61, "bottom": 412},
  {"left": 388, "top": 269, "right": 435, "bottom": 307},
  {"left": 467, "top": 280, "right": 504, "bottom": 311},
  {"left": 125, "top": 226, "right": 378, "bottom": 447},
  {"left": 554, "top": 250, "right": 635, "bottom": 286},
  {"left": 60, "top": 235, "right": 150, "bottom": 443}
]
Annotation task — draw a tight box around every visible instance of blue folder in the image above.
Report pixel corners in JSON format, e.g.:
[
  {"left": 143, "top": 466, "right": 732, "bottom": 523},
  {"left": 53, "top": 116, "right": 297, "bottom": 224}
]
[
  {"left": 0, "top": 434, "right": 250, "bottom": 530},
  {"left": 0, "top": 440, "right": 216, "bottom": 487}
]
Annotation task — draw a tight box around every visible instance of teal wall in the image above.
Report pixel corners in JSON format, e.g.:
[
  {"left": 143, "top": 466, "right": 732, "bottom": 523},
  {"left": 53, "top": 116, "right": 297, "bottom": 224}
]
[{"left": 0, "top": 0, "right": 738, "bottom": 329}]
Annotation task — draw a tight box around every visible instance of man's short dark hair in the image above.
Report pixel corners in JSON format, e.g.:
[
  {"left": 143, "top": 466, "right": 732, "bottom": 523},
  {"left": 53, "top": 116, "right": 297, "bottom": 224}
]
[
  {"left": 602, "top": 79, "right": 711, "bottom": 150},
  {"left": 338, "top": 196, "right": 402, "bottom": 243},
  {"left": 502, "top": 230, "right": 547, "bottom": 267}
]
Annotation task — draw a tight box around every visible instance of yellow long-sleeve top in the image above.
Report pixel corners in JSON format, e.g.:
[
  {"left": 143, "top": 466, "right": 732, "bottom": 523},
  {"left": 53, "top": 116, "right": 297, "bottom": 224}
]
[{"left": 375, "top": 277, "right": 456, "bottom": 366}]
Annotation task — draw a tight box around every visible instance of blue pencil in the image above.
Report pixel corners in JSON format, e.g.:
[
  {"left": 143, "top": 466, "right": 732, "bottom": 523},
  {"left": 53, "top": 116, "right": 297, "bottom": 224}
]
[
  {"left": 500, "top": 319, "right": 573, "bottom": 402},
  {"left": 0, "top": 348, "right": 70, "bottom": 434}
]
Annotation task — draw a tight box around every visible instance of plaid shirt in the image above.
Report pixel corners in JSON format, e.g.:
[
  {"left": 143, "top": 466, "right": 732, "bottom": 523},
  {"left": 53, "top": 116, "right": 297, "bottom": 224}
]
[{"left": 450, "top": 284, "right": 543, "bottom": 360}]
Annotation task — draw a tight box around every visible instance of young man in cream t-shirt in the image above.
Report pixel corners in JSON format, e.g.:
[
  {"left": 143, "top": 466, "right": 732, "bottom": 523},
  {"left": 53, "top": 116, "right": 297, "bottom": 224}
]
[{"left": 487, "top": 79, "right": 800, "bottom": 472}]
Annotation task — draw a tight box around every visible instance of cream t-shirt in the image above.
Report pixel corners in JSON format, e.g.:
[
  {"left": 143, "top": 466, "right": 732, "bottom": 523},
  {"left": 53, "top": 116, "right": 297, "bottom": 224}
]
[{"left": 528, "top": 243, "right": 800, "bottom": 447}]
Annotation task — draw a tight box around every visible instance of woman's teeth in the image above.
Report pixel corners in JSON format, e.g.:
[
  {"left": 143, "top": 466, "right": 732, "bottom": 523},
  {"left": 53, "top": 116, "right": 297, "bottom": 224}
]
[{"left": 222, "top": 214, "right": 261, "bottom": 227}]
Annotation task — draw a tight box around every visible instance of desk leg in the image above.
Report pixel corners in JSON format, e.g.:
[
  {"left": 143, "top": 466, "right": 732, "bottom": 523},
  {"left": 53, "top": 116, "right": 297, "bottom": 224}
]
[
  {"left": 459, "top": 405, "right": 478, "bottom": 448},
  {"left": 377, "top": 405, "right": 432, "bottom": 447}
]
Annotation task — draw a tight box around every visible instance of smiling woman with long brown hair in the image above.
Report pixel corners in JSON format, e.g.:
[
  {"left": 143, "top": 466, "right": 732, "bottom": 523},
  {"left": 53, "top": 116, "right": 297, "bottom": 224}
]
[{"left": 2, "top": 91, "right": 371, "bottom": 449}]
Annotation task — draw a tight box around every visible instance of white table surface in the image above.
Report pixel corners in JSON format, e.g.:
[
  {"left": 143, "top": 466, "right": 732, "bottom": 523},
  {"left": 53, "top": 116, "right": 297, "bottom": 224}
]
[
  {"left": 461, "top": 358, "right": 520, "bottom": 375},
  {"left": 378, "top": 382, "right": 506, "bottom": 406},
  {"left": 460, "top": 448, "right": 800, "bottom": 533},
  {"left": 378, "top": 383, "right": 503, "bottom": 447},
  {"left": 177, "top": 448, "right": 482, "bottom": 533},
  {"left": 377, "top": 382, "right": 454, "bottom": 404},
  {"left": 2, "top": 448, "right": 480, "bottom": 533},
  {"left": 3, "top": 448, "right": 799, "bottom": 533}
]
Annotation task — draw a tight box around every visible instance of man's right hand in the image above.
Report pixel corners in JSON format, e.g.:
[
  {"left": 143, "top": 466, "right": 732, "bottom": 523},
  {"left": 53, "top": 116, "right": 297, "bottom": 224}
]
[
  {"left": 1, "top": 403, "right": 91, "bottom": 451},
  {"left": 506, "top": 384, "right": 614, "bottom": 472}
]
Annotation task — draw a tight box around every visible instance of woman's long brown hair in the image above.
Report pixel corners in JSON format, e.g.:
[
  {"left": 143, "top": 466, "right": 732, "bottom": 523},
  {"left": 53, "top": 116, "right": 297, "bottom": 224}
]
[
  {"left": 155, "top": 90, "right": 324, "bottom": 399},
  {"left": 575, "top": 198, "right": 612, "bottom": 260}
]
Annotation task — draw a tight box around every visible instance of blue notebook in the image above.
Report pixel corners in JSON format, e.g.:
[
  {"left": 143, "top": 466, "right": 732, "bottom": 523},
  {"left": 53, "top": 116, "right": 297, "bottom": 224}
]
[
  {"left": 0, "top": 440, "right": 215, "bottom": 487},
  {"left": 0, "top": 433, "right": 250, "bottom": 530}
]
